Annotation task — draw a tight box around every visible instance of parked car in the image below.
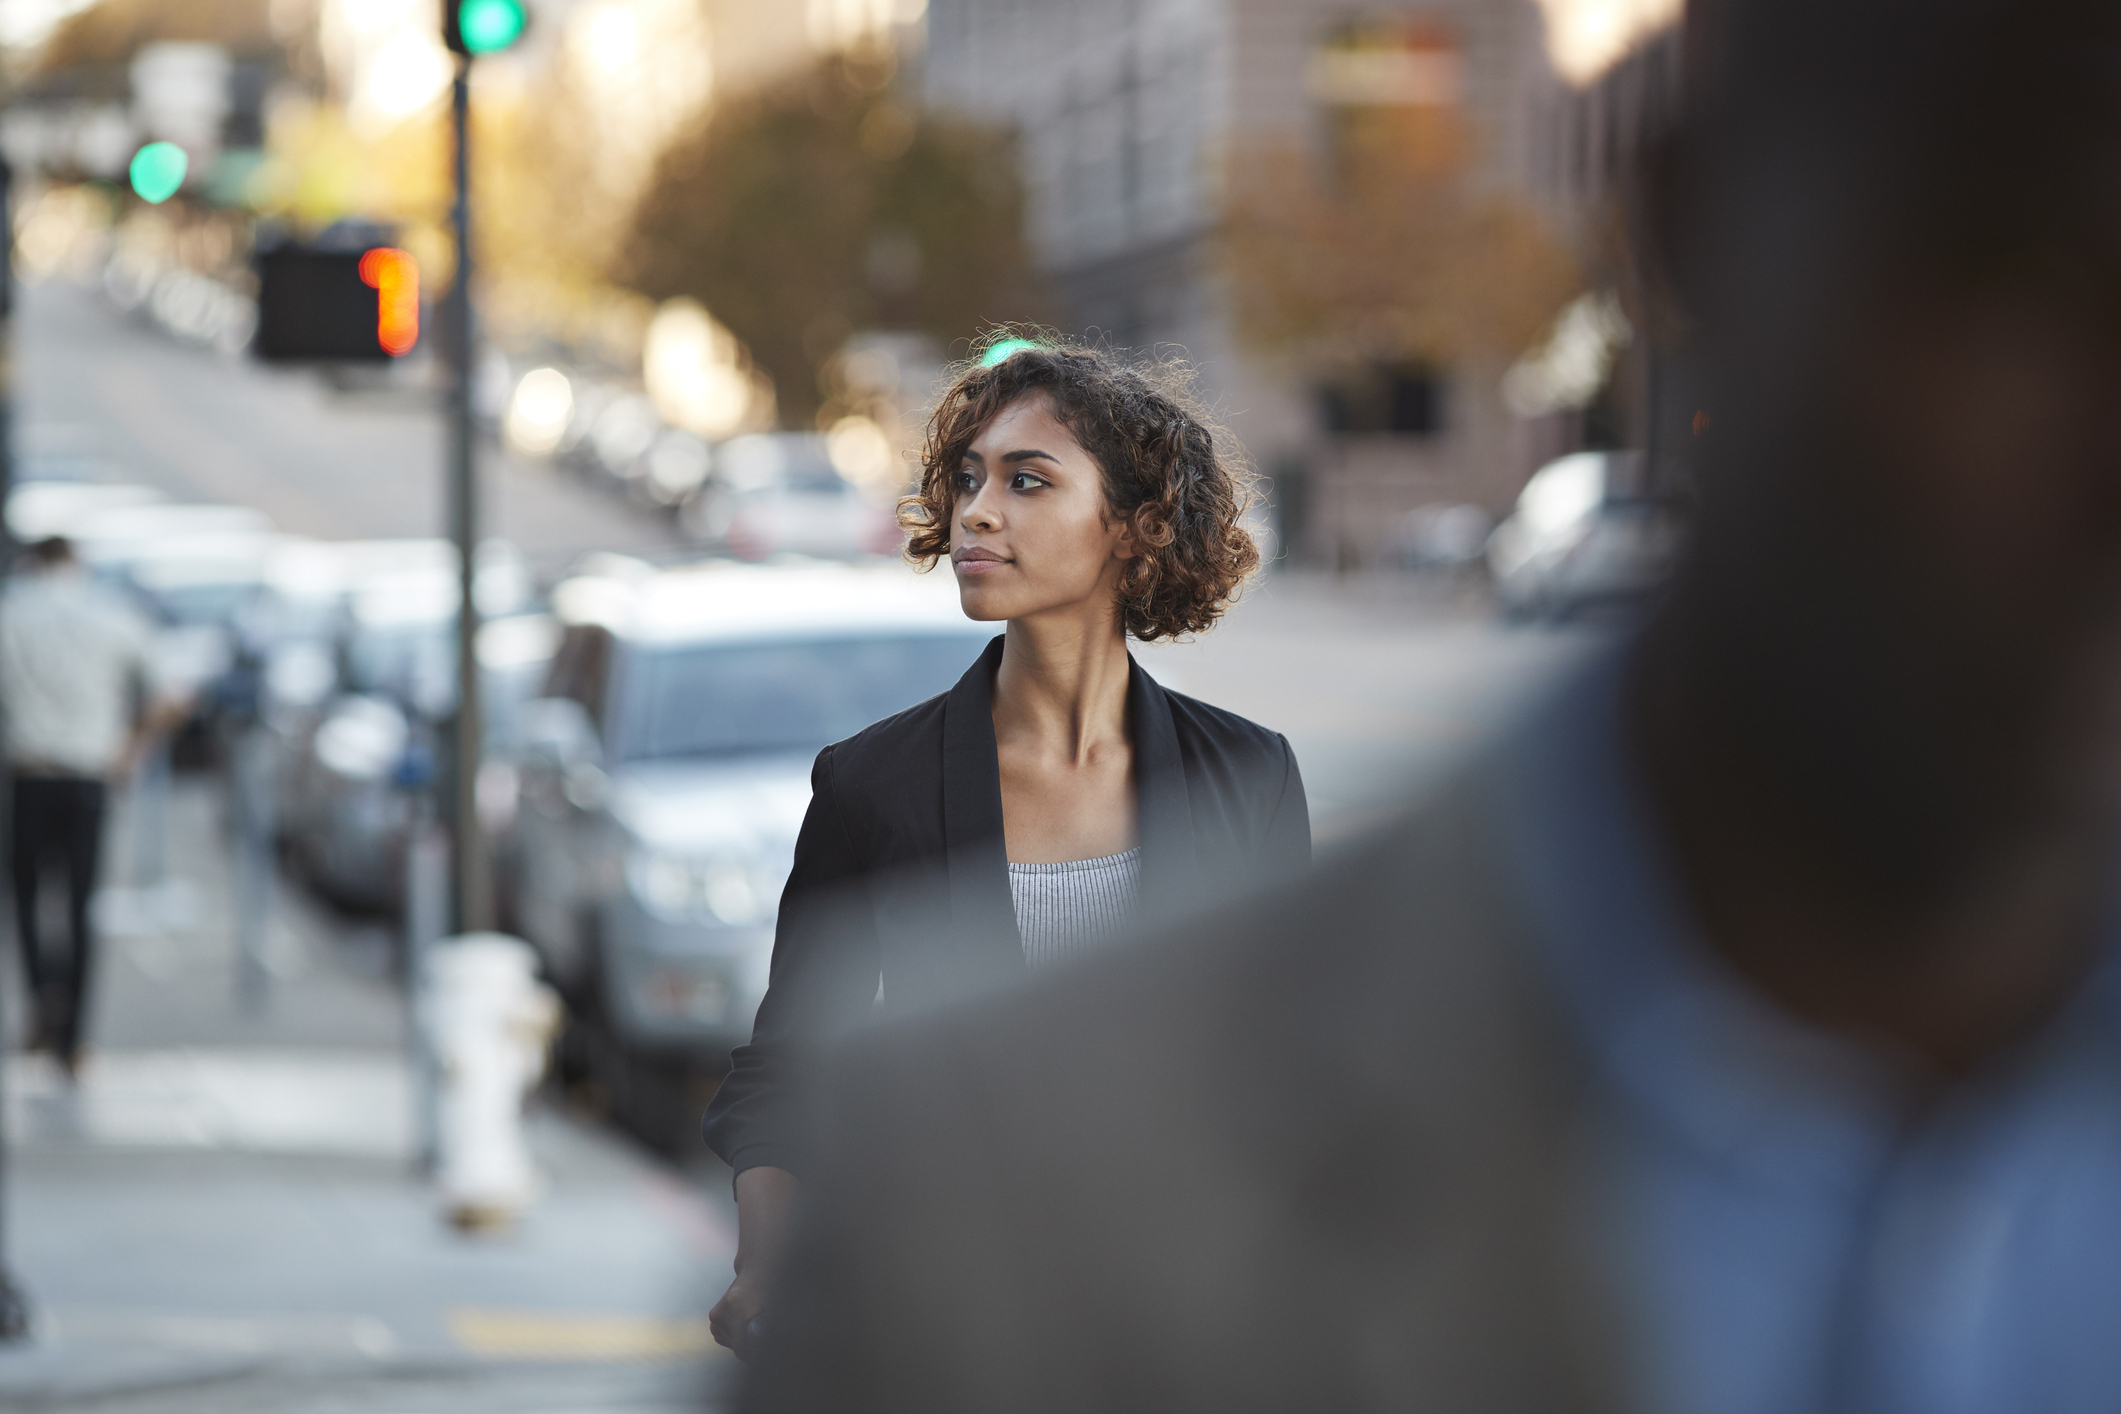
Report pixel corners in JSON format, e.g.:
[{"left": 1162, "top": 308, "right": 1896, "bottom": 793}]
[
  {"left": 1487, "top": 451, "right": 1682, "bottom": 620},
  {"left": 282, "top": 545, "right": 542, "bottom": 912},
  {"left": 71, "top": 502, "right": 276, "bottom": 578},
  {"left": 3, "top": 480, "right": 166, "bottom": 542},
  {"left": 67, "top": 505, "right": 281, "bottom": 761},
  {"left": 125, "top": 533, "right": 285, "bottom": 762},
  {"left": 254, "top": 539, "right": 473, "bottom": 828},
  {"left": 678, "top": 433, "right": 901, "bottom": 560},
  {"left": 507, "top": 561, "right": 991, "bottom": 1134}
]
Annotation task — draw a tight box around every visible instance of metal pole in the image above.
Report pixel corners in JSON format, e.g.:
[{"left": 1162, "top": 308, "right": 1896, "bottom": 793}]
[
  {"left": 232, "top": 726, "right": 272, "bottom": 1012},
  {"left": 0, "top": 148, "right": 35, "bottom": 1344},
  {"left": 445, "top": 56, "right": 490, "bottom": 936},
  {"left": 406, "top": 793, "right": 448, "bottom": 1171},
  {"left": 0, "top": 151, "right": 14, "bottom": 571}
]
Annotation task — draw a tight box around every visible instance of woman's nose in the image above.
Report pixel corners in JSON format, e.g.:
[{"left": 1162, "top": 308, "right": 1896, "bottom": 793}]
[{"left": 961, "top": 489, "right": 1001, "bottom": 532}]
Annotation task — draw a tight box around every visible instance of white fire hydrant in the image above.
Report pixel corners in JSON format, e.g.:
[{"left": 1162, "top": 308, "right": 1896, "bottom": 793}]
[{"left": 421, "top": 932, "right": 561, "bottom": 1232}]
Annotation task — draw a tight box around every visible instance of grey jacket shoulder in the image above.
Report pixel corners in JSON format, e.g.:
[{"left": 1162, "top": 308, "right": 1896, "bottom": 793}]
[{"left": 747, "top": 763, "right": 1621, "bottom": 1414}]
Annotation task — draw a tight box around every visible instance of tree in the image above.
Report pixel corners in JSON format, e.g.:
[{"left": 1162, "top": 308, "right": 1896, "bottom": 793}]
[
  {"left": 1221, "top": 78, "right": 1581, "bottom": 377},
  {"left": 619, "top": 49, "right": 1045, "bottom": 426},
  {"left": 35, "top": 0, "right": 272, "bottom": 77}
]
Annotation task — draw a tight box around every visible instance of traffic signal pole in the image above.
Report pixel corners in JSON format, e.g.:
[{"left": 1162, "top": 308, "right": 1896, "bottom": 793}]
[
  {"left": 0, "top": 151, "right": 33, "bottom": 1346},
  {"left": 445, "top": 56, "right": 491, "bottom": 935}
]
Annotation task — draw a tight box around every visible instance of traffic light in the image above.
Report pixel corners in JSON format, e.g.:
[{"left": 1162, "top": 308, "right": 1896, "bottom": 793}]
[
  {"left": 128, "top": 142, "right": 188, "bottom": 204},
  {"left": 254, "top": 246, "right": 420, "bottom": 362},
  {"left": 443, "top": 0, "right": 527, "bottom": 55}
]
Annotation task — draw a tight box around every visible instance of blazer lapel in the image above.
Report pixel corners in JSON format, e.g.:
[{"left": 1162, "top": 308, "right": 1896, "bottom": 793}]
[
  {"left": 1128, "top": 657, "right": 1202, "bottom": 921},
  {"left": 941, "top": 636, "right": 1026, "bottom": 973}
]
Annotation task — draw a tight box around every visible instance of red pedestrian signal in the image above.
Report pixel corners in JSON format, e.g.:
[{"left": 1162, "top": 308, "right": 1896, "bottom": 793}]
[{"left": 358, "top": 248, "right": 420, "bottom": 356}]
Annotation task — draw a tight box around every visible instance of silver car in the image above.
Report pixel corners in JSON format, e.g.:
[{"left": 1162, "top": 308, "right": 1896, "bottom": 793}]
[
  {"left": 509, "top": 562, "right": 991, "bottom": 1085},
  {"left": 677, "top": 433, "right": 902, "bottom": 560},
  {"left": 1487, "top": 450, "right": 1683, "bottom": 621}
]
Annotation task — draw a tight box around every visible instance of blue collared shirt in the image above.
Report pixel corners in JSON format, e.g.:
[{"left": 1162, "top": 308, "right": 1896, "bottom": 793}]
[{"left": 1500, "top": 653, "right": 2121, "bottom": 1414}]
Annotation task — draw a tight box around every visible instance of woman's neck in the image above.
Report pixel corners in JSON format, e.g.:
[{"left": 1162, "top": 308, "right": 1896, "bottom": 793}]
[{"left": 994, "top": 616, "right": 1133, "bottom": 763}]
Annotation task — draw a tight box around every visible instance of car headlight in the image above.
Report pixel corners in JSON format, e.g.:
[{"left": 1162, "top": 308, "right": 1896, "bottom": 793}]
[{"left": 625, "top": 848, "right": 777, "bottom": 926}]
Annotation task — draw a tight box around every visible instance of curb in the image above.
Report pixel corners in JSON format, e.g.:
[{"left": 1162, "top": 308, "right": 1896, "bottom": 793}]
[{"left": 0, "top": 1345, "right": 262, "bottom": 1408}]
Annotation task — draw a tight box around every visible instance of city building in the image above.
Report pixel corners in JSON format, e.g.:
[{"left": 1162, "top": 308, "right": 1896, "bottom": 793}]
[{"left": 923, "top": 0, "right": 1682, "bottom": 566}]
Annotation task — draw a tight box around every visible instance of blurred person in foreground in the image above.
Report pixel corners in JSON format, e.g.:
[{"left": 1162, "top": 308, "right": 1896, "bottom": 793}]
[
  {"left": 743, "top": 1, "right": 2121, "bottom": 1410},
  {"left": 0, "top": 537, "right": 183, "bottom": 1076},
  {"left": 701, "top": 345, "right": 1310, "bottom": 1357}
]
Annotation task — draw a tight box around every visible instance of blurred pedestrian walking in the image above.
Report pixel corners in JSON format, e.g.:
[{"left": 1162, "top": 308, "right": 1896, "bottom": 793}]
[
  {"left": 701, "top": 343, "right": 1309, "bottom": 1359},
  {"left": 0, "top": 536, "right": 181, "bottom": 1075},
  {"left": 740, "top": 1, "right": 2121, "bottom": 1411}
]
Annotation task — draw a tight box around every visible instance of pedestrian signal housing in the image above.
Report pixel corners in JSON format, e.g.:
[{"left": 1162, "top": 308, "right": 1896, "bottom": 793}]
[
  {"left": 254, "top": 246, "right": 420, "bottom": 362},
  {"left": 444, "top": 0, "right": 527, "bottom": 55}
]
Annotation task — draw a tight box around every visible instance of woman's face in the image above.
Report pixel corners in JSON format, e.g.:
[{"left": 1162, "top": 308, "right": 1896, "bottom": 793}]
[{"left": 950, "top": 394, "right": 1134, "bottom": 626}]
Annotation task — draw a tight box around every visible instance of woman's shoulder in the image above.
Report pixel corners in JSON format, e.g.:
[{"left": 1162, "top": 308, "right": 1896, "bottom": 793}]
[
  {"left": 1152, "top": 679, "right": 1293, "bottom": 766},
  {"left": 814, "top": 690, "right": 952, "bottom": 792}
]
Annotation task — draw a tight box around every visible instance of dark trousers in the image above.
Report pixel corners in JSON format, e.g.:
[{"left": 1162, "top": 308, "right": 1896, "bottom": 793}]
[{"left": 9, "top": 774, "right": 108, "bottom": 1060}]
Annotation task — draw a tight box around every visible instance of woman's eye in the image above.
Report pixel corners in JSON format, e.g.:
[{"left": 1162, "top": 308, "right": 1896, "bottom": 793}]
[
  {"left": 1011, "top": 473, "right": 1046, "bottom": 491},
  {"left": 955, "top": 470, "right": 978, "bottom": 491}
]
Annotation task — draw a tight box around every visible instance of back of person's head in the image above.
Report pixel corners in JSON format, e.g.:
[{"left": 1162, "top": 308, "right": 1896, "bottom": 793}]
[
  {"left": 1652, "top": 0, "right": 2121, "bottom": 892},
  {"left": 1666, "top": 0, "right": 2121, "bottom": 357},
  {"left": 30, "top": 536, "right": 75, "bottom": 569}
]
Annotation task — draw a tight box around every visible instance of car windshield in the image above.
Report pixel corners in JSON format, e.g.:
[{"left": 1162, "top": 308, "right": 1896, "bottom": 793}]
[
  {"left": 146, "top": 581, "right": 259, "bottom": 627},
  {"left": 345, "top": 621, "right": 458, "bottom": 722},
  {"left": 609, "top": 633, "right": 985, "bottom": 762}
]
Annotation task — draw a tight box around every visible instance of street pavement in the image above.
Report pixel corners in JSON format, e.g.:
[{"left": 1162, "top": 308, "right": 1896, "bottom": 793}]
[
  {"left": 0, "top": 267, "right": 1603, "bottom": 1410},
  {"left": 1132, "top": 575, "right": 1594, "bottom": 845},
  {"left": 4, "top": 273, "right": 731, "bottom": 1411},
  {"left": 0, "top": 775, "right": 738, "bottom": 1412},
  {"left": 14, "top": 277, "right": 686, "bottom": 579}
]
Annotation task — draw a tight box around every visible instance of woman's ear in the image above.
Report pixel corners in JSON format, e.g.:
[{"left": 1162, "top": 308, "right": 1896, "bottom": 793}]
[{"left": 1111, "top": 512, "right": 1141, "bottom": 561}]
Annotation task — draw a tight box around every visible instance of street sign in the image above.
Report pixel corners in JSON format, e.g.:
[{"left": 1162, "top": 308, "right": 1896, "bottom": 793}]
[{"left": 253, "top": 246, "right": 419, "bottom": 362}]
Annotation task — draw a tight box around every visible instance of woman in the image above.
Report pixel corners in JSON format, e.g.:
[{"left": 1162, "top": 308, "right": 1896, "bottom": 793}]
[{"left": 702, "top": 341, "right": 1310, "bottom": 1355}]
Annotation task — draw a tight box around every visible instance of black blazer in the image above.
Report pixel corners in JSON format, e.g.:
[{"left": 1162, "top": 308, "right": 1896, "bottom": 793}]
[
  {"left": 702, "top": 634, "right": 1310, "bottom": 1177},
  {"left": 740, "top": 763, "right": 1616, "bottom": 1414}
]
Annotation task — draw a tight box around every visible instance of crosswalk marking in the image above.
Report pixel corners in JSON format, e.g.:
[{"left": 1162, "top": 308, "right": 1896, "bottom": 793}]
[{"left": 447, "top": 1309, "right": 718, "bottom": 1361}]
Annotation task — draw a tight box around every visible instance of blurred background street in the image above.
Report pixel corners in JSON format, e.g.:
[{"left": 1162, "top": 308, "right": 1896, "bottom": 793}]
[
  {"left": 0, "top": 266, "right": 1592, "bottom": 1412},
  {"left": 0, "top": 0, "right": 1674, "bottom": 1407}
]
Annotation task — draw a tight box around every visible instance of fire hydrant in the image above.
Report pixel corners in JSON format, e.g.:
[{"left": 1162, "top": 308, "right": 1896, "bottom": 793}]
[{"left": 422, "top": 932, "right": 561, "bottom": 1232}]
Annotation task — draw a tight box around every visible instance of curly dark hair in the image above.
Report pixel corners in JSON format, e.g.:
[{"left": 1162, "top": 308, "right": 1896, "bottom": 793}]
[{"left": 899, "top": 337, "right": 1260, "bottom": 641}]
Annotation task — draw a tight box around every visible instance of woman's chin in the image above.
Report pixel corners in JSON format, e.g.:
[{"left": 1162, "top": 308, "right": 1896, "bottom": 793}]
[{"left": 956, "top": 585, "right": 1013, "bottom": 623}]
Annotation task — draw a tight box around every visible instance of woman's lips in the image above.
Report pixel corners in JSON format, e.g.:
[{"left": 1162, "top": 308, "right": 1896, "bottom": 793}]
[{"left": 952, "top": 549, "right": 1010, "bottom": 575}]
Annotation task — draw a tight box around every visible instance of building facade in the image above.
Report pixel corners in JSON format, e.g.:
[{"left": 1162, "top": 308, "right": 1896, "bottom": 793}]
[{"left": 924, "top": 0, "right": 1678, "bottom": 566}]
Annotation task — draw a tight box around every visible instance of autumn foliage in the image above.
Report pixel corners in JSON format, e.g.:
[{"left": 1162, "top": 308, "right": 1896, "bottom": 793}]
[
  {"left": 620, "top": 50, "right": 1046, "bottom": 426},
  {"left": 1222, "top": 103, "right": 1581, "bottom": 370}
]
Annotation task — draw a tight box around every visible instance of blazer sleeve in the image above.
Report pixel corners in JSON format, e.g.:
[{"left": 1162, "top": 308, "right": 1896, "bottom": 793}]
[
  {"left": 1264, "top": 733, "right": 1312, "bottom": 875},
  {"left": 702, "top": 744, "right": 882, "bottom": 1178}
]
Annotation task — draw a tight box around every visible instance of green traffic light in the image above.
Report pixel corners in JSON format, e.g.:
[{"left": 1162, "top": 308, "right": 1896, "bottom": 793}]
[
  {"left": 128, "top": 142, "right": 188, "bottom": 204},
  {"left": 458, "top": 0, "right": 526, "bottom": 53}
]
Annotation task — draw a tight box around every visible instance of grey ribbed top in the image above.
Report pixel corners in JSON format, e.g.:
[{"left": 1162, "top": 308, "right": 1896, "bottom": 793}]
[{"left": 1008, "top": 847, "right": 1141, "bottom": 971}]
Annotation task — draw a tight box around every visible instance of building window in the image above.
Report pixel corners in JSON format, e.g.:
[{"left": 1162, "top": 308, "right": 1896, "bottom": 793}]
[{"left": 1317, "top": 362, "right": 1446, "bottom": 435}]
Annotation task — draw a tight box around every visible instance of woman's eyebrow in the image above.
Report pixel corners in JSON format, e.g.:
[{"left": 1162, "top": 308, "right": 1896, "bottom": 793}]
[{"left": 963, "top": 446, "right": 1061, "bottom": 466}]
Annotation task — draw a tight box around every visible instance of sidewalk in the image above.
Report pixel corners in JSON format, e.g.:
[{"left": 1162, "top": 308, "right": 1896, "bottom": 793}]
[{"left": 0, "top": 775, "right": 738, "bottom": 1412}]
